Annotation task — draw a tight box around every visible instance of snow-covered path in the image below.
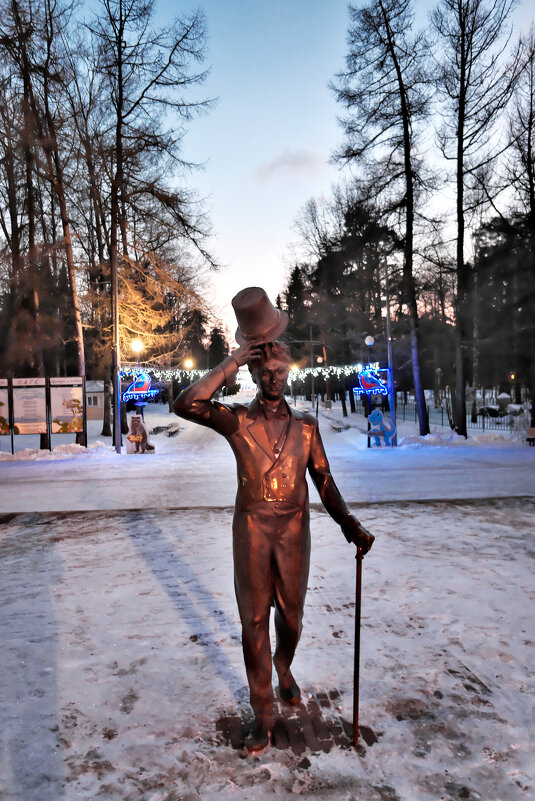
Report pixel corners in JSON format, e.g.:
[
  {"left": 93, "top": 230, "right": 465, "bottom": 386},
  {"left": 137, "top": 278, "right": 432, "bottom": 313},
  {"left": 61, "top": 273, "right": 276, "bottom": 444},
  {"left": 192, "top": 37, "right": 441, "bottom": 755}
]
[
  {"left": 1, "top": 402, "right": 534, "bottom": 512},
  {"left": 1, "top": 499, "right": 534, "bottom": 801}
]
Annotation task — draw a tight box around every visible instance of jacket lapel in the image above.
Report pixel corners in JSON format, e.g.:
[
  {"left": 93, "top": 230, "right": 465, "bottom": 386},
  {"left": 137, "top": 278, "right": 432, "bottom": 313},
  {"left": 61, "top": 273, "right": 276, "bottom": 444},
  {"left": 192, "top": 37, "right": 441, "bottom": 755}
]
[
  {"left": 246, "top": 398, "right": 275, "bottom": 462},
  {"left": 273, "top": 404, "right": 300, "bottom": 466}
]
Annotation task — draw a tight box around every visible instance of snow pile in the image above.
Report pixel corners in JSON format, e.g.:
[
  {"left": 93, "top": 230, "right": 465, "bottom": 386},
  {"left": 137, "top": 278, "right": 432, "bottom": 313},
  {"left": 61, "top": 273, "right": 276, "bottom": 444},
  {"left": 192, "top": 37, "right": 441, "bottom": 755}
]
[
  {"left": 0, "top": 440, "right": 117, "bottom": 461},
  {"left": 399, "top": 430, "right": 518, "bottom": 447}
]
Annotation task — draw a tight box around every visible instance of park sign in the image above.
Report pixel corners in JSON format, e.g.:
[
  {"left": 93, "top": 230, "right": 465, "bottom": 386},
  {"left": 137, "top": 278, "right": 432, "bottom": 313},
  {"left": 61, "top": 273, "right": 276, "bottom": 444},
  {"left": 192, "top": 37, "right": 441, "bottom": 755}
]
[
  {"left": 122, "top": 370, "right": 159, "bottom": 403},
  {"left": 0, "top": 377, "right": 87, "bottom": 453},
  {"left": 352, "top": 362, "right": 391, "bottom": 396},
  {"left": 12, "top": 378, "right": 47, "bottom": 434}
]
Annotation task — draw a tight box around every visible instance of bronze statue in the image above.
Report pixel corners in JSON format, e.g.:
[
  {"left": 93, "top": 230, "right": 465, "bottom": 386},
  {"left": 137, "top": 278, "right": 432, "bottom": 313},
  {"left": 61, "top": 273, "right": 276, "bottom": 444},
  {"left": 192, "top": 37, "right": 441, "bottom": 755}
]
[{"left": 174, "top": 287, "right": 374, "bottom": 754}]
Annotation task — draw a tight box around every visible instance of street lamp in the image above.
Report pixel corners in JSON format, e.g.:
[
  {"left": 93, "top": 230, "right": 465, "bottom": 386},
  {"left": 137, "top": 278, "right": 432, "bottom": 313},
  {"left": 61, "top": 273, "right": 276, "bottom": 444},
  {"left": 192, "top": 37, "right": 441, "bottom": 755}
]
[
  {"left": 184, "top": 357, "right": 194, "bottom": 370},
  {"left": 131, "top": 339, "right": 144, "bottom": 367}
]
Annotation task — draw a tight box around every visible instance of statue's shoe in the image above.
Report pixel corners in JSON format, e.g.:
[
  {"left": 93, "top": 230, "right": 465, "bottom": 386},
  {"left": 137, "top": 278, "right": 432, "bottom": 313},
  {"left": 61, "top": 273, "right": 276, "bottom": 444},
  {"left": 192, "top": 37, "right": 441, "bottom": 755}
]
[
  {"left": 277, "top": 679, "right": 301, "bottom": 705},
  {"left": 243, "top": 717, "right": 271, "bottom": 755}
]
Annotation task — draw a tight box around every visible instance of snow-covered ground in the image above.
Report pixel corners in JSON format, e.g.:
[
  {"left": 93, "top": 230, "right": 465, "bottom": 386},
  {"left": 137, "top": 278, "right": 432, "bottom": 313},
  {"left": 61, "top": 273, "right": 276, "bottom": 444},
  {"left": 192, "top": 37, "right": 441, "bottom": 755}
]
[
  {"left": 1, "top": 394, "right": 534, "bottom": 801},
  {"left": 0, "top": 397, "right": 534, "bottom": 512}
]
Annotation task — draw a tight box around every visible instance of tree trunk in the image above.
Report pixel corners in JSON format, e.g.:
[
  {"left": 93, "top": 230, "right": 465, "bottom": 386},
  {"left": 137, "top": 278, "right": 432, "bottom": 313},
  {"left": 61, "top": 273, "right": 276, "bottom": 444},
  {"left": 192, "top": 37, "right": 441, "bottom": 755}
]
[
  {"left": 101, "top": 368, "right": 112, "bottom": 437},
  {"left": 349, "top": 381, "right": 356, "bottom": 413},
  {"left": 385, "top": 8, "right": 429, "bottom": 436},
  {"left": 340, "top": 387, "right": 348, "bottom": 417},
  {"left": 454, "top": 17, "right": 468, "bottom": 437}
]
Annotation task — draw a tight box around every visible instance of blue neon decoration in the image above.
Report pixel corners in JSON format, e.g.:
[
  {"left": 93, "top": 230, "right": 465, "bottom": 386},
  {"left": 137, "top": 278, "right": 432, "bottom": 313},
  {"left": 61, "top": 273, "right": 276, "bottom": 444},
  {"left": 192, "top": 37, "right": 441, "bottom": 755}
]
[
  {"left": 122, "top": 370, "right": 159, "bottom": 402},
  {"left": 352, "top": 363, "right": 389, "bottom": 396},
  {"left": 368, "top": 408, "right": 396, "bottom": 447}
]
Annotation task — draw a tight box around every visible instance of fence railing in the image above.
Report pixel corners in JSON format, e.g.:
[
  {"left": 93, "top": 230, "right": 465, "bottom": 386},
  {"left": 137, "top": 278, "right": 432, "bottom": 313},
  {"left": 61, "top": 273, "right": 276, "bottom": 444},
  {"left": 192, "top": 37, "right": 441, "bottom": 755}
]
[{"left": 351, "top": 397, "right": 530, "bottom": 432}]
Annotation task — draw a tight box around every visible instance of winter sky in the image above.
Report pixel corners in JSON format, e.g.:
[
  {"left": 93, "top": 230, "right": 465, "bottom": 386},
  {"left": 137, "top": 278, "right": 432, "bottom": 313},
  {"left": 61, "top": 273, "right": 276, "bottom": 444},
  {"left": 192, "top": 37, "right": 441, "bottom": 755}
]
[{"left": 159, "top": 0, "right": 534, "bottom": 339}]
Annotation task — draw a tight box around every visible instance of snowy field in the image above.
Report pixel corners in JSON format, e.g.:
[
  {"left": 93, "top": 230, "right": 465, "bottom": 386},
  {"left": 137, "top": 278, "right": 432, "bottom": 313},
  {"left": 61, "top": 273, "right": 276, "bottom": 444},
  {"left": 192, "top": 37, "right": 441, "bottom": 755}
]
[{"left": 1, "top": 394, "right": 534, "bottom": 800}]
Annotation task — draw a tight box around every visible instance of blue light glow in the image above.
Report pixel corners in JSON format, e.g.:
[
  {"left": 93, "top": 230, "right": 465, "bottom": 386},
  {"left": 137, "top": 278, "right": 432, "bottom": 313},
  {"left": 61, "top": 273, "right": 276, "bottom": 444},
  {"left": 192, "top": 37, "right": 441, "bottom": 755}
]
[
  {"left": 352, "top": 364, "right": 390, "bottom": 396},
  {"left": 122, "top": 371, "right": 159, "bottom": 402}
]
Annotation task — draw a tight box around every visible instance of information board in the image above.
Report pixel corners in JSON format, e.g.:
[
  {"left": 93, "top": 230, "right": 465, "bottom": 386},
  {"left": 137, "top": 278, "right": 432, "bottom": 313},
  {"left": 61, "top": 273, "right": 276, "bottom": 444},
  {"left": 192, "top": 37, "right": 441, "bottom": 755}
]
[
  {"left": 12, "top": 378, "right": 47, "bottom": 434},
  {"left": 50, "top": 380, "right": 84, "bottom": 433}
]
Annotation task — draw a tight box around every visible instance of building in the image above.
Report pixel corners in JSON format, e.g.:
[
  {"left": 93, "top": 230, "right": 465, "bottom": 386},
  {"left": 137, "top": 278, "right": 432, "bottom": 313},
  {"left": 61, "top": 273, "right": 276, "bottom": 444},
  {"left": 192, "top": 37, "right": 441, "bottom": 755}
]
[{"left": 85, "top": 381, "right": 105, "bottom": 420}]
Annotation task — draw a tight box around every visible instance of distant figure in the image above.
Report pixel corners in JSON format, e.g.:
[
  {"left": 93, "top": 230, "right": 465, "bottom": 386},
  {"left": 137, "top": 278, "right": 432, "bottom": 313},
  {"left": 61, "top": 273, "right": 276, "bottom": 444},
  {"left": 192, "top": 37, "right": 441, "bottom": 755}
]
[{"left": 174, "top": 287, "right": 374, "bottom": 754}]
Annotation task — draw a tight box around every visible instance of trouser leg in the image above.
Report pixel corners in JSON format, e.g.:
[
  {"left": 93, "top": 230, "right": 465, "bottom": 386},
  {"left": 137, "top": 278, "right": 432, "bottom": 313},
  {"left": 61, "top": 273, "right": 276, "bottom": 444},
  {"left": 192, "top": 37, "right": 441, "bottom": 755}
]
[
  {"left": 233, "top": 512, "right": 275, "bottom": 720},
  {"left": 238, "top": 588, "right": 273, "bottom": 718},
  {"left": 272, "top": 511, "right": 310, "bottom": 682}
]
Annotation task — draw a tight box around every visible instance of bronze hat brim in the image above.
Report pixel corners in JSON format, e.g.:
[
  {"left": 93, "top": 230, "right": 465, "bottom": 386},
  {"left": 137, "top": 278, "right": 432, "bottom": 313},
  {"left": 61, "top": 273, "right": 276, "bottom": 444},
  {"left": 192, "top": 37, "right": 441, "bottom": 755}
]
[{"left": 235, "top": 309, "right": 289, "bottom": 346}]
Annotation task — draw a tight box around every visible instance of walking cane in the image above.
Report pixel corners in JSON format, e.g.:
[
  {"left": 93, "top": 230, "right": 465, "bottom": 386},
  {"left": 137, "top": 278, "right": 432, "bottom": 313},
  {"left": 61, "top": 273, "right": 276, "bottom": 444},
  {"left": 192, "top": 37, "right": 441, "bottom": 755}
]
[{"left": 353, "top": 545, "right": 363, "bottom": 746}]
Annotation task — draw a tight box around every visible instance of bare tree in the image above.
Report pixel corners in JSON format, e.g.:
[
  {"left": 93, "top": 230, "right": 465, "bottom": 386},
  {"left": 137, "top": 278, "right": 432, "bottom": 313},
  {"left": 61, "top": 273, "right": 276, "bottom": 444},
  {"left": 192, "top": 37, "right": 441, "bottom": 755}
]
[
  {"left": 431, "top": 0, "right": 522, "bottom": 435},
  {"left": 331, "top": 0, "right": 431, "bottom": 434},
  {"left": 0, "top": 0, "right": 87, "bottom": 379},
  {"left": 507, "top": 30, "right": 535, "bottom": 422},
  {"left": 508, "top": 29, "right": 535, "bottom": 235},
  {"left": 87, "top": 0, "right": 212, "bottom": 447}
]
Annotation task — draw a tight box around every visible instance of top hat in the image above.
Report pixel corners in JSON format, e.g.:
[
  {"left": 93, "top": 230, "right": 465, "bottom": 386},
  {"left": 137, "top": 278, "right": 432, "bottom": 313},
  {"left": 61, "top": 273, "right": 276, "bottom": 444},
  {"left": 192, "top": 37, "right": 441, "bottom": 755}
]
[{"left": 232, "top": 287, "right": 288, "bottom": 346}]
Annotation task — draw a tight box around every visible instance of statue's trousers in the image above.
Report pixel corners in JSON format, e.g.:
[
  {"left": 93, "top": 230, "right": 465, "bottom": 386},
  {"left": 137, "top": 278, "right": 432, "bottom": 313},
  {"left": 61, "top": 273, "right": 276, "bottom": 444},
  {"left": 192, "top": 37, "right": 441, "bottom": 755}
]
[{"left": 233, "top": 503, "right": 310, "bottom": 717}]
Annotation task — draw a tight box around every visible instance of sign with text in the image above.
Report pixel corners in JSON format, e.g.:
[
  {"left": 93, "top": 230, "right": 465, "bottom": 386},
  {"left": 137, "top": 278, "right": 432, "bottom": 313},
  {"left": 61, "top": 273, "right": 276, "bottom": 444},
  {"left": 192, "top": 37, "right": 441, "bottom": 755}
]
[
  {"left": 12, "top": 378, "right": 47, "bottom": 434},
  {"left": 50, "top": 382, "right": 84, "bottom": 433},
  {"left": 0, "top": 379, "right": 8, "bottom": 435}
]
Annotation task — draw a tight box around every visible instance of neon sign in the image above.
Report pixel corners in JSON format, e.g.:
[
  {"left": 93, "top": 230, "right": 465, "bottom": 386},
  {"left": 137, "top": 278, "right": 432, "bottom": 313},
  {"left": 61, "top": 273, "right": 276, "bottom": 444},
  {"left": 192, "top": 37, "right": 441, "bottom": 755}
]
[
  {"left": 352, "top": 363, "right": 390, "bottom": 396},
  {"left": 122, "top": 370, "right": 159, "bottom": 402}
]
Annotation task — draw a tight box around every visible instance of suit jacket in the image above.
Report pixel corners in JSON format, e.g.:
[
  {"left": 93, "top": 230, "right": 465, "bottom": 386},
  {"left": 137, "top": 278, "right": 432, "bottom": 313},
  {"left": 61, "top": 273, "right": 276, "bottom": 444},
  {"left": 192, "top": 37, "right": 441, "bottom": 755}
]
[{"left": 174, "top": 356, "right": 355, "bottom": 539}]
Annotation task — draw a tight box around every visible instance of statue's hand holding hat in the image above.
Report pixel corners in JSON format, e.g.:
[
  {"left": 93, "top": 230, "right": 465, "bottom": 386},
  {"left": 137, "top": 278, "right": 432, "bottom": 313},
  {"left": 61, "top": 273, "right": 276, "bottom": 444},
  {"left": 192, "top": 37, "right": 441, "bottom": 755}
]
[{"left": 232, "top": 287, "right": 288, "bottom": 346}]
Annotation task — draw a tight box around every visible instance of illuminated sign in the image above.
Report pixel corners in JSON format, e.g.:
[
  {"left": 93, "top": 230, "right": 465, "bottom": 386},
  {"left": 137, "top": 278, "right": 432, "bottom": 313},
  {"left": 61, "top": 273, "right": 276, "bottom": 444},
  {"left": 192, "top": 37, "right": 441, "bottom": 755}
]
[
  {"left": 352, "top": 363, "right": 390, "bottom": 396},
  {"left": 122, "top": 370, "right": 159, "bottom": 402}
]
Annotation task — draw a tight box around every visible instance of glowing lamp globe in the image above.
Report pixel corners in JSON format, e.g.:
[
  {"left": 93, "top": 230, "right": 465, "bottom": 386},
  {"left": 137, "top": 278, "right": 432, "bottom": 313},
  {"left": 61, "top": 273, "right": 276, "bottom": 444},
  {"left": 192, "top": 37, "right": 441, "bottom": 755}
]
[
  {"left": 131, "top": 339, "right": 144, "bottom": 355},
  {"left": 184, "top": 358, "right": 194, "bottom": 370},
  {"left": 365, "top": 336, "right": 375, "bottom": 347}
]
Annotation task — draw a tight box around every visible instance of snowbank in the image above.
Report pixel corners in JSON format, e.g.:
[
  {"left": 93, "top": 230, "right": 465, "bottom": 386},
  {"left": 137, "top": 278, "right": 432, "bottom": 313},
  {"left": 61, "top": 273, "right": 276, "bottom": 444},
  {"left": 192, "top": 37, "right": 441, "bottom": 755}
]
[
  {"left": 0, "top": 441, "right": 117, "bottom": 461},
  {"left": 398, "top": 430, "right": 520, "bottom": 448}
]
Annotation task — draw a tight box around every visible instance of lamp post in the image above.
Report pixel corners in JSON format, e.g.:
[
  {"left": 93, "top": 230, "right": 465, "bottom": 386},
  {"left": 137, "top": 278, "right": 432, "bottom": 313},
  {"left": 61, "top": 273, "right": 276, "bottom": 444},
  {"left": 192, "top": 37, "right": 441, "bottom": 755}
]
[
  {"left": 384, "top": 261, "right": 397, "bottom": 446},
  {"left": 131, "top": 339, "right": 146, "bottom": 419},
  {"left": 364, "top": 336, "right": 374, "bottom": 425},
  {"left": 112, "top": 267, "right": 121, "bottom": 454}
]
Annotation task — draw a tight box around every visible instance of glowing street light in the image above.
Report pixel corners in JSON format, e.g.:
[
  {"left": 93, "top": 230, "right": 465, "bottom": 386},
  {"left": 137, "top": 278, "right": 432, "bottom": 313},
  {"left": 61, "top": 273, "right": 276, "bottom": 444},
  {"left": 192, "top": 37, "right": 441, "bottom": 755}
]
[
  {"left": 131, "top": 339, "right": 144, "bottom": 356},
  {"left": 184, "top": 358, "right": 194, "bottom": 370},
  {"left": 131, "top": 339, "right": 144, "bottom": 372}
]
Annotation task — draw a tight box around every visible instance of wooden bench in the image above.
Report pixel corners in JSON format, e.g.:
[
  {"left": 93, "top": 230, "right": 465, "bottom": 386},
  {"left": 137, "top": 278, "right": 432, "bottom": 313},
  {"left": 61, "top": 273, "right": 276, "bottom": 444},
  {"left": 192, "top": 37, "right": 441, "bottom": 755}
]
[{"left": 527, "top": 427, "right": 535, "bottom": 446}]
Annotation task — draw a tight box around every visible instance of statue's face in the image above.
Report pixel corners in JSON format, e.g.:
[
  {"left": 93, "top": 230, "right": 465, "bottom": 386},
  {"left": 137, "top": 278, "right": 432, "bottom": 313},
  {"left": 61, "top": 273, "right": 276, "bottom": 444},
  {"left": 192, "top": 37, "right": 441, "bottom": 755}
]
[{"left": 252, "top": 358, "right": 289, "bottom": 401}]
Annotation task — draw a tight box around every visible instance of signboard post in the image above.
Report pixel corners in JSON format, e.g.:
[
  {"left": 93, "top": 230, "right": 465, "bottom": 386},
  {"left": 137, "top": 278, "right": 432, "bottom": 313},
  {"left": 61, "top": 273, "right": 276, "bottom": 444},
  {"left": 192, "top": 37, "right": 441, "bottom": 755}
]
[{"left": 0, "top": 379, "right": 12, "bottom": 454}]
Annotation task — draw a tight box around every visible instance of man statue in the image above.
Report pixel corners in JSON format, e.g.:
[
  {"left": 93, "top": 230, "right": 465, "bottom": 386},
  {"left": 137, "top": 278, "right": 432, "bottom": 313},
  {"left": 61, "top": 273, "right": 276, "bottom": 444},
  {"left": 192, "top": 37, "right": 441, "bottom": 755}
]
[{"left": 174, "top": 287, "right": 374, "bottom": 754}]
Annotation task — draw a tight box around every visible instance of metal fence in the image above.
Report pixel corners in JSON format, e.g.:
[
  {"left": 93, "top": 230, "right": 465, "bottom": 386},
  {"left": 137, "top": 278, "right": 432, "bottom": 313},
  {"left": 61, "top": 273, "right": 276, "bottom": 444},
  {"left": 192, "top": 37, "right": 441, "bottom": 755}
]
[{"left": 352, "top": 397, "right": 530, "bottom": 433}]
